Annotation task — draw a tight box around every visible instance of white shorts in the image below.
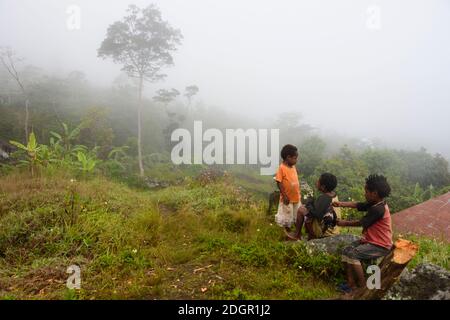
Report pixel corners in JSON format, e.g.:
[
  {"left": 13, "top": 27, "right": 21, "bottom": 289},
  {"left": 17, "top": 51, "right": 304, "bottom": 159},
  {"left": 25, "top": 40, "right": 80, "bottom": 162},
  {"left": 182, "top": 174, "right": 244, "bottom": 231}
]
[{"left": 275, "top": 202, "right": 301, "bottom": 228}]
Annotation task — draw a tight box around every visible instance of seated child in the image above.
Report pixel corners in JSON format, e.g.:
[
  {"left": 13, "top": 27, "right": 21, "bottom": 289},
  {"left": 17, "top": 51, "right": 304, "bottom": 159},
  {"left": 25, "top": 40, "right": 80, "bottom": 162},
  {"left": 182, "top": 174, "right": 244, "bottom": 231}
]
[
  {"left": 274, "top": 144, "right": 301, "bottom": 237},
  {"left": 288, "top": 173, "right": 338, "bottom": 240},
  {"left": 333, "top": 174, "right": 393, "bottom": 294}
]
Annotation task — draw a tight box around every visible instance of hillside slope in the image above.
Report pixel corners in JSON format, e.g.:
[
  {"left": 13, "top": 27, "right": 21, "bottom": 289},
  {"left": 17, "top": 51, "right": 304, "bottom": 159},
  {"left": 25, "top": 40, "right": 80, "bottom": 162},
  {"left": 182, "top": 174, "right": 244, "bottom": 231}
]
[{"left": 0, "top": 171, "right": 340, "bottom": 300}]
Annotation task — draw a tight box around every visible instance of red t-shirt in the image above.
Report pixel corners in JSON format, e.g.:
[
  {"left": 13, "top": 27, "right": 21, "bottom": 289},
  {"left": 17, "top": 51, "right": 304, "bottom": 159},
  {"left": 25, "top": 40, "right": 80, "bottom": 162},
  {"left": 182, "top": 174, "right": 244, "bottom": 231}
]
[{"left": 357, "top": 201, "right": 393, "bottom": 249}]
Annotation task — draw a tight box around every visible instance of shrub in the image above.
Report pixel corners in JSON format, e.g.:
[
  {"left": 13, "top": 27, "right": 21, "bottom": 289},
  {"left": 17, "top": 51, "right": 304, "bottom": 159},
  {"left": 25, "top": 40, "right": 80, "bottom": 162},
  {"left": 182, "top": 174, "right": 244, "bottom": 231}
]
[
  {"left": 231, "top": 243, "right": 270, "bottom": 267},
  {"left": 217, "top": 209, "right": 251, "bottom": 233},
  {"left": 285, "top": 243, "right": 344, "bottom": 281}
]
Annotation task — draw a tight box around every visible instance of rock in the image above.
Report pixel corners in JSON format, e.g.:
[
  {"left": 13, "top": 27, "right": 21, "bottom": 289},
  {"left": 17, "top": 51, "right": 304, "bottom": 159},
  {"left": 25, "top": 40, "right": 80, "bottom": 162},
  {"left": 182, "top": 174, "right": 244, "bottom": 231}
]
[
  {"left": 305, "top": 234, "right": 360, "bottom": 255},
  {"left": 431, "top": 290, "right": 450, "bottom": 300},
  {"left": 384, "top": 263, "right": 450, "bottom": 300},
  {"left": 0, "top": 149, "right": 9, "bottom": 159},
  {"left": 144, "top": 177, "right": 170, "bottom": 189}
]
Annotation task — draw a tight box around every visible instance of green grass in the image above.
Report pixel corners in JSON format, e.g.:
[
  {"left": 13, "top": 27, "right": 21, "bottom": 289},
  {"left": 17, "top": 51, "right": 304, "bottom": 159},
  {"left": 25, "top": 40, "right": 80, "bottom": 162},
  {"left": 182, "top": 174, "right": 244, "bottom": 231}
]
[
  {"left": 0, "top": 169, "right": 447, "bottom": 300},
  {"left": 0, "top": 170, "right": 339, "bottom": 299},
  {"left": 402, "top": 235, "right": 449, "bottom": 270}
]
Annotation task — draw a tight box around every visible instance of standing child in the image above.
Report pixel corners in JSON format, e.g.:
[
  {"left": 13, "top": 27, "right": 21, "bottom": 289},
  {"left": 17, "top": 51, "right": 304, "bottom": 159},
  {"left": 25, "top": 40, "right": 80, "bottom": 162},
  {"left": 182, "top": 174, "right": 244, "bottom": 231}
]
[
  {"left": 274, "top": 144, "right": 301, "bottom": 238},
  {"left": 333, "top": 174, "right": 393, "bottom": 295}
]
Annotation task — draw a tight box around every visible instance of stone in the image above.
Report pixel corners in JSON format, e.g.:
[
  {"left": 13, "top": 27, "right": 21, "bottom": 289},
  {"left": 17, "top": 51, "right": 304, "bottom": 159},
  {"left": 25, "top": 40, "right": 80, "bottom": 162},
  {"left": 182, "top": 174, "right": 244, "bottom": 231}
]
[
  {"left": 305, "top": 234, "right": 360, "bottom": 255},
  {"left": 384, "top": 263, "right": 450, "bottom": 300}
]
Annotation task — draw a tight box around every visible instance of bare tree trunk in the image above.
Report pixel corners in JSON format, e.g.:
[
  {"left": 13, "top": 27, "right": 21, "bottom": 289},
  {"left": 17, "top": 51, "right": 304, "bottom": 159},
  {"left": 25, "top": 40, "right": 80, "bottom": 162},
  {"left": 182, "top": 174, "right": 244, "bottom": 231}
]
[
  {"left": 30, "top": 160, "right": 34, "bottom": 178},
  {"left": 137, "top": 75, "right": 144, "bottom": 177},
  {"left": 353, "top": 239, "right": 419, "bottom": 300},
  {"left": 25, "top": 98, "right": 29, "bottom": 143}
]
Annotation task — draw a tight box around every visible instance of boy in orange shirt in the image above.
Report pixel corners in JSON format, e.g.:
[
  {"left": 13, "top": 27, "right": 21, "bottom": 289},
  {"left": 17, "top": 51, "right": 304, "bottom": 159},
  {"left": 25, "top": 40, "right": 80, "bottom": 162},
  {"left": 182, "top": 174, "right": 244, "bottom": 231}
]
[{"left": 274, "top": 144, "right": 301, "bottom": 238}]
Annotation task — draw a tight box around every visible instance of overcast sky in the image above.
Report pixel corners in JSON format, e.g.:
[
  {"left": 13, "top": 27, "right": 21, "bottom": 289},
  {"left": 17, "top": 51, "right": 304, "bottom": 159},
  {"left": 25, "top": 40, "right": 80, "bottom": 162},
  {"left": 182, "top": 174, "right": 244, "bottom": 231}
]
[{"left": 1, "top": 0, "right": 449, "bottom": 156}]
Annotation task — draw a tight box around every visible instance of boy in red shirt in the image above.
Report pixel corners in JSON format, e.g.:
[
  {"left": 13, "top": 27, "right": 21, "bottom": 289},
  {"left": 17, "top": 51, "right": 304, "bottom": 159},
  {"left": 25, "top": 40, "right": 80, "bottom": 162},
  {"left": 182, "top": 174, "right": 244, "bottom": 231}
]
[{"left": 333, "top": 174, "right": 393, "bottom": 294}]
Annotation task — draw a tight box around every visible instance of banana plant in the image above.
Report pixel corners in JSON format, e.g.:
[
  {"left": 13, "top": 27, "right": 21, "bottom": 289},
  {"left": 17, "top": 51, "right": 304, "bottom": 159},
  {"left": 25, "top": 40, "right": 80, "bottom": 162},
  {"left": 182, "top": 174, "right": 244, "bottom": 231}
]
[
  {"left": 48, "top": 136, "right": 65, "bottom": 160},
  {"left": 37, "top": 144, "right": 54, "bottom": 166},
  {"left": 9, "top": 132, "right": 41, "bottom": 177},
  {"left": 107, "top": 145, "right": 129, "bottom": 170},
  {"left": 401, "top": 183, "right": 435, "bottom": 207},
  {"left": 76, "top": 150, "right": 99, "bottom": 174},
  {"left": 70, "top": 144, "right": 88, "bottom": 157},
  {"left": 108, "top": 145, "right": 129, "bottom": 161},
  {"left": 50, "top": 122, "right": 82, "bottom": 155}
]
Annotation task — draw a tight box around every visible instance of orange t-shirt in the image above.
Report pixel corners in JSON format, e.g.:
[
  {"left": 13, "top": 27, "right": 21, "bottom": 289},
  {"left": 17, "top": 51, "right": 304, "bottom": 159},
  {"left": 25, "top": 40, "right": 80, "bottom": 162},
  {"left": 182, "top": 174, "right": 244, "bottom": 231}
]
[{"left": 275, "top": 163, "right": 300, "bottom": 203}]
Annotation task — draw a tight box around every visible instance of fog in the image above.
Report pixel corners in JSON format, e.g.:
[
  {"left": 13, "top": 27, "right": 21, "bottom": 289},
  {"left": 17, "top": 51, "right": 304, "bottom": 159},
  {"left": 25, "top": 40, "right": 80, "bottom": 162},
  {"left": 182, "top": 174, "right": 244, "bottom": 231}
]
[{"left": 1, "top": 0, "right": 449, "bottom": 156}]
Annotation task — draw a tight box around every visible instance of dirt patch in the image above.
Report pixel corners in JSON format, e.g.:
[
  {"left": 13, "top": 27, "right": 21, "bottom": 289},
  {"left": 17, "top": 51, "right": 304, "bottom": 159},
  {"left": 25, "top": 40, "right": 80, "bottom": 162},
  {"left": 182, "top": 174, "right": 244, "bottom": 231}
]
[{"left": 158, "top": 203, "right": 176, "bottom": 217}]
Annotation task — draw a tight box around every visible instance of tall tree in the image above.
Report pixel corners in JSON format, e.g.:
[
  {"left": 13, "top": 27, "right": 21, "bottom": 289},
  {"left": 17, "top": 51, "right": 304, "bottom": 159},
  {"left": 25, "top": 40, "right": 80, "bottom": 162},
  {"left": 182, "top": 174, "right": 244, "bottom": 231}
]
[
  {"left": 154, "top": 88, "right": 182, "bottom": 151},
  {"left": 153, "top": 88, "right": 180, "bottom": 110},
  {"left": 0, "top": 47, "right": 30, "bottom": 142},
  {"left": 98, "top": 4, "right": 182, "bottom": 176},
  {"left": 184, "top": 85, "right": 199, "bottom": 113}
]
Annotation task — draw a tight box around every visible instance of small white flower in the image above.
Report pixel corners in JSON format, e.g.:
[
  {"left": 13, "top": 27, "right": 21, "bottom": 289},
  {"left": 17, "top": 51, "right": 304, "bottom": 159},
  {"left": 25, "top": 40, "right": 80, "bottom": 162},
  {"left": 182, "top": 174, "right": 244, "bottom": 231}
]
[
  {"left": 257, "top": 229, "right": 260, "bottom": 232},
  {"left": 104, "top": 201, "right": 108, "bottom": 205},
  {"left": 70, "top": 179, "right": 75, "bottom": 183},
  {"left": 132, "top": 249, "right": 137, "bottom": 254}
]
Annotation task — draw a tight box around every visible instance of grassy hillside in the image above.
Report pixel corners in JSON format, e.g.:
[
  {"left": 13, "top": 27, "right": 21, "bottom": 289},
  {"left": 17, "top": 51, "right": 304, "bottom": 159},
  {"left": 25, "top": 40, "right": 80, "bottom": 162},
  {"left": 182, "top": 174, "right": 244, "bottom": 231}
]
[
  {"left": 0, "top": 170, "right": 448, "bottom": 300},
  {"left": 0, "top": 171, "right": 340, "bottom": 299}
]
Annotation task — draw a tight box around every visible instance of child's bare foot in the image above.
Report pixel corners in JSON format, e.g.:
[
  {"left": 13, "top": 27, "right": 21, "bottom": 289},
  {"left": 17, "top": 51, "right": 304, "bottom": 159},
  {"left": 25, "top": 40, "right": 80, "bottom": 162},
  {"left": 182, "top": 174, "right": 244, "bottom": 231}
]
[
  {"left": 348, "top": 287, "right": 364, "bottom": 300},
  {"left": 340, "top": 292, "right": 354, "bottom": 300},
  {"left": 284, "top": 230, "right": 300, "bottom": 241}
]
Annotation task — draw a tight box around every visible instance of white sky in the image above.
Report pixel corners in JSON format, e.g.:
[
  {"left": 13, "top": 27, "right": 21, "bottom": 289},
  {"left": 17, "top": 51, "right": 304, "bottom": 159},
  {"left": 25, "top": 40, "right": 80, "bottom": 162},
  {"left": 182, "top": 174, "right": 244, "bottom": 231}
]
[{"left": 0, "top": 0, "right": 449, "bottom": 156}]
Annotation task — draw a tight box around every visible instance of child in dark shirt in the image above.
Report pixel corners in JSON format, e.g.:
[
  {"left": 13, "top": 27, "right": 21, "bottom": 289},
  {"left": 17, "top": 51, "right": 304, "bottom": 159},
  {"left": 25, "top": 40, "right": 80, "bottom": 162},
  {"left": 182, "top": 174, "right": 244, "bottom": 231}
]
[
  {"left": 333, "top": 174, "right": 393, "bottom": 295},
  {"left": 288, "top": 173, "right": 338, "bottom": 240}
]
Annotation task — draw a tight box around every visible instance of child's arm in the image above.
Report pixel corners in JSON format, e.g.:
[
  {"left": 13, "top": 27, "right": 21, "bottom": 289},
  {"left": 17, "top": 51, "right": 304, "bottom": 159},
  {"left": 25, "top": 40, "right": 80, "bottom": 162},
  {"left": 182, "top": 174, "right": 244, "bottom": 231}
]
[
  {"left": 333, "top": 201, "right": 362, "bottom": 227},
  {"left": 277, "top": 182, "right": 290, "bottom": 205},
  {"left": 336, "top": 219, "right": 362, "bottom": 227},
  {"left": 332, "top": 201, "right": 358, "bottom": 208}
]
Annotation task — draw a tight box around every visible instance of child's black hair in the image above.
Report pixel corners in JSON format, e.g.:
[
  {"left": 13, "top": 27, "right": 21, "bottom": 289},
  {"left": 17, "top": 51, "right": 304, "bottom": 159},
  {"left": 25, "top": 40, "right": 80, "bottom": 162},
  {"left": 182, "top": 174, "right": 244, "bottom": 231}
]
[
  {"left": 280, "top": 144, "right": 298, "bottom": 160},
  {"left": 319, "top": 173, "right": 337, "bottom": 192},
  {"left": 365, "top": 174, "right": 391, "bottom": 198}
]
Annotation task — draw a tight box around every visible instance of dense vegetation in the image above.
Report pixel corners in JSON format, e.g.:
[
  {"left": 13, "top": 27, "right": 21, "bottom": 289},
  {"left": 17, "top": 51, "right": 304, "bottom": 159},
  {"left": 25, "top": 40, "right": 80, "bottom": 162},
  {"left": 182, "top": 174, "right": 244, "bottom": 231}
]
[{"left": 2, "top": 98, "right": 450, "bottom": 300}]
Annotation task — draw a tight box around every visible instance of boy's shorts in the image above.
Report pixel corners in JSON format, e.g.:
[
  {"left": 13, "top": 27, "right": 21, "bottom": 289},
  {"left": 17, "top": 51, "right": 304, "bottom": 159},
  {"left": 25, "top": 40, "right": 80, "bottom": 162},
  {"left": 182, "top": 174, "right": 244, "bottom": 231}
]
[
  {"left": 275, "top": 202, "right": 300, "bottom": 228},
  {"left": 341, "top": 240, "right": 391, "bottom": 265}
]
